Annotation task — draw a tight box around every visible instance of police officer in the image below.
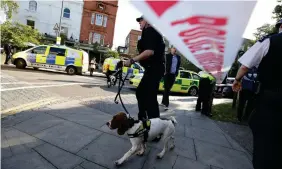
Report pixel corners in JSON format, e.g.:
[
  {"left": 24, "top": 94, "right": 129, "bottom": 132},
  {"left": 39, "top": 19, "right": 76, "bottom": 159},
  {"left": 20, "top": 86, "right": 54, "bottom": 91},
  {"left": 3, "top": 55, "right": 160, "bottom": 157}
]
[
  {"left": 195, "top": 71, "right": 216, "bottom": 117},
  {"left": 124, "top": 15, "right": 165, "bottom": 121},
  {"left": 232, "top": 19, "right": 282, "bottom": 169}
]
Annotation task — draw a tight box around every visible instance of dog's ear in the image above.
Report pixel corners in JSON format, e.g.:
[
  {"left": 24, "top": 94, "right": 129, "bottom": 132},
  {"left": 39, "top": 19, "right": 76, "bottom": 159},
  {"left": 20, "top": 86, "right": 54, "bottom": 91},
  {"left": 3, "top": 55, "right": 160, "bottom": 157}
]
[{"left": 117, "top": 113, "right": 129, "bottom": 135}]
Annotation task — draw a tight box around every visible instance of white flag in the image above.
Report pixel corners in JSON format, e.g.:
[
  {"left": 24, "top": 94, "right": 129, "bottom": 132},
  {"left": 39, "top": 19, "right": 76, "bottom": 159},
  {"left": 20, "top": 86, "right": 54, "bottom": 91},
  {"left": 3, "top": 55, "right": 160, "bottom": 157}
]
[{"left": 130, "top": 0, "right": 257, "bottom": 83}]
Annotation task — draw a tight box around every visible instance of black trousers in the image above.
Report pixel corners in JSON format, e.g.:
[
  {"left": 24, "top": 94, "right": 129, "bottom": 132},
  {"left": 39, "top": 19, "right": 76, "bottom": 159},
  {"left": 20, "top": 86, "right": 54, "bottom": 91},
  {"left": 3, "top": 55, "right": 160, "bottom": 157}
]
[
  {"left": 237, "top": 89, "right": 255, "bottom": 121},
  {"left": 249, "top": 90, "right": 282, "bottom": 169},
  {"left": 161, "top": 73, "right": 176, "bottom": 107},
  {"left": 196, "top": 78, "right": 214, "bottom": 114},
  {"left": 4, "top": 52, "right": 11, "bottom": 64},
  {"left": 136, "top": 66, "right": 164, "bottom": 120}
]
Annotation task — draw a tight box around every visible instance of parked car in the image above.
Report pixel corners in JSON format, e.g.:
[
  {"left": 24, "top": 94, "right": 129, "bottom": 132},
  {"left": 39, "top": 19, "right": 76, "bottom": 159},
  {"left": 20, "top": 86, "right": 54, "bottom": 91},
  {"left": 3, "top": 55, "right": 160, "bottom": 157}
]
[
  {"left": 129, "top": 70, "right": 200, "bottom": 96},
  {"left": 214, "top": 77, "right": 235, "bottom": 98}
]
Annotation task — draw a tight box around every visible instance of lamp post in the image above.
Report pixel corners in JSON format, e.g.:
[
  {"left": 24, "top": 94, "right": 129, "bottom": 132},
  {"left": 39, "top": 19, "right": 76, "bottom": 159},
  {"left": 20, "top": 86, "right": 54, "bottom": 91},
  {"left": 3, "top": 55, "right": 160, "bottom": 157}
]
[{"left": 56, "top": 0, "right": 64, "bottom": 45}]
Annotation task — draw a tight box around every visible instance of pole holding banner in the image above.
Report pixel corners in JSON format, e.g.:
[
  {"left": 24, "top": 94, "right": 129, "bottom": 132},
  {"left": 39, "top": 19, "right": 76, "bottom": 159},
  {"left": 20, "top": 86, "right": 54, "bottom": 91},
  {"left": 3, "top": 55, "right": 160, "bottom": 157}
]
[
  {"left": 130, "top": 0, "right": 257, "bottom": 83},
  {"left": 56, "top": 37, "right": 61, "bottom": 45}
]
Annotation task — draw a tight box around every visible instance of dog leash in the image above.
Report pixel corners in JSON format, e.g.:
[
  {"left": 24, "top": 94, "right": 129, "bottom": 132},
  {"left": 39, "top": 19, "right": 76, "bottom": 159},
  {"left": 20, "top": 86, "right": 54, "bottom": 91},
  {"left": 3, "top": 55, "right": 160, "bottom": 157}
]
[{"left": 114, "top": 61, "right": 131, "bottom": 116}]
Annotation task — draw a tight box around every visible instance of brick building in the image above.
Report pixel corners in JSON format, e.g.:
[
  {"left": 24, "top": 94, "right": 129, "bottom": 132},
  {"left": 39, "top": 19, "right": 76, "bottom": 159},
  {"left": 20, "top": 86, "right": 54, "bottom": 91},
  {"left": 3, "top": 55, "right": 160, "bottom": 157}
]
[
  {"left": 80, "top": 1, "right": 118, "bottom": 48},
  {"left": 125, "top": 29, "right": 141, "bottom": 57}
]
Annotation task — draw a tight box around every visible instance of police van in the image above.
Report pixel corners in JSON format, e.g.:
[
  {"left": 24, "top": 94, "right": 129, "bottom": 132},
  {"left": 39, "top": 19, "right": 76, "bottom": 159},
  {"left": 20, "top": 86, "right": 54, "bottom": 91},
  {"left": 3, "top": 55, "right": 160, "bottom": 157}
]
[
  {"left": 11, "top": 45, "right": 89, "bottom": 75},
  {"left": 103, "top": 57, "right": 144, "bottom": 77}
]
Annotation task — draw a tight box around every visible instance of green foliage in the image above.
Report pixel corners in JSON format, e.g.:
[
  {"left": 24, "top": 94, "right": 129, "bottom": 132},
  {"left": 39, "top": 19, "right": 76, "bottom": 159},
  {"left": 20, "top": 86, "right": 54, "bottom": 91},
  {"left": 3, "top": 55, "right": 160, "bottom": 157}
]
[
  {"left": 0, "top": 21, "right": 42, "bottom": 47},
  {"left": 254, "top": 1, "right": 282, "bottom": 40},
  {"left": 1, "top": 0, "right": 18, "bottom": 19},
  {"left": 105, "top": 50, "right": 119, "bottom": 58},
  {"left": 179, "top": 54, "right": 200, "bottom": 72}
]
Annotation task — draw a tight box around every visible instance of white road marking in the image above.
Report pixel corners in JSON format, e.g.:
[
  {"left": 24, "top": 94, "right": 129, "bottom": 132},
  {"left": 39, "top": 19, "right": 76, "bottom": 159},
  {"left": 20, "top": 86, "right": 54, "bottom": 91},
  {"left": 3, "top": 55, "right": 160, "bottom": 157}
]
[{"left": 0, "top": 82, "right": 100, "bottom": 91}]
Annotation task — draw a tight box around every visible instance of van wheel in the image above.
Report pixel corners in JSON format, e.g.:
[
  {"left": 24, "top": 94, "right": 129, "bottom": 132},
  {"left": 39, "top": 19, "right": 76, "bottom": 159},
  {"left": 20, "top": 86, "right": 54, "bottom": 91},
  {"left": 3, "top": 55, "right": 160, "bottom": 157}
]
[
  {"left": 33, "top": 67, "right": 39, "bottom": 70},
  {"left": 15, "top": 59, "right": 26, "bottom": 69},
  {"left": 66, "top": 66, "right": 76, "bottom": 75},
  {"left": 188, "top": 87, "right": 198, "bottom": 96}
]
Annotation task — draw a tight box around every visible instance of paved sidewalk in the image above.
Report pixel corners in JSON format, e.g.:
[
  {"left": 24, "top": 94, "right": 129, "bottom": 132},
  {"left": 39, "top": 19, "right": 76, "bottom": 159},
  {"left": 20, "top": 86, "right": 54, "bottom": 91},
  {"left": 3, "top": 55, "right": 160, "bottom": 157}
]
[{"left": 1, "top": 96, "right": 252, "bottom": 169}]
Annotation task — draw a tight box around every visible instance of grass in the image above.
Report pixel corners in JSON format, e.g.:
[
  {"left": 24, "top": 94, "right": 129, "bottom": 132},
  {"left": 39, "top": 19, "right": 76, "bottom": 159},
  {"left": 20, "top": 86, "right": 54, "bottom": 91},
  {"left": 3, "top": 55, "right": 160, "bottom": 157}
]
[{"left": 211, "top": 103, "right": 238, "bottom": 123}]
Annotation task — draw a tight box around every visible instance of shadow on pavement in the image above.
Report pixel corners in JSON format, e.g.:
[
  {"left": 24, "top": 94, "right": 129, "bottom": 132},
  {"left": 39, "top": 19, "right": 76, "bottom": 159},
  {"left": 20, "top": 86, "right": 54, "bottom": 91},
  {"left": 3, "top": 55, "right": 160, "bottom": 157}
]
[{"left": 1, "top": 98, "right": 252, "bottom": 169}]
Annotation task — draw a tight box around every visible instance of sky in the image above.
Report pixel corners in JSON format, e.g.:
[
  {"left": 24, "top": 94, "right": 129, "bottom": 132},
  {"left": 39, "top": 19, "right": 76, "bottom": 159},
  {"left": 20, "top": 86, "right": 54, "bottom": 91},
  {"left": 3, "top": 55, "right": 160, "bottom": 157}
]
[{"left": 113, "top": 0, "right": 278, "bottom": 49}]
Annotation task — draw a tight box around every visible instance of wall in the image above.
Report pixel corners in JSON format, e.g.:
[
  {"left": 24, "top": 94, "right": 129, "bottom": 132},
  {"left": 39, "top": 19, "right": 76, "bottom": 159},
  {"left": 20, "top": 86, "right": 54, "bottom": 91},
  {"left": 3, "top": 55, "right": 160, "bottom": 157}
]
[
  {"left": 12, "top": 0, "right": 83, "bottom": 41},
  {"left": 80, "top": 1, "right": 118, "bottom": 48},
  {"left": 125, "top": 29, "right": 141, "bottom": 56}
]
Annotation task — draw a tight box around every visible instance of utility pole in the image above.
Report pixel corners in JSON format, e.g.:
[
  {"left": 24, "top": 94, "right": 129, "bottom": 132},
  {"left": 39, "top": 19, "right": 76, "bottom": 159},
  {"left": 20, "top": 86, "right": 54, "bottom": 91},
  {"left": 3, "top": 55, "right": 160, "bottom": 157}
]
[{"left": 56, "top": 0, "right": 64, "bottom": 45}]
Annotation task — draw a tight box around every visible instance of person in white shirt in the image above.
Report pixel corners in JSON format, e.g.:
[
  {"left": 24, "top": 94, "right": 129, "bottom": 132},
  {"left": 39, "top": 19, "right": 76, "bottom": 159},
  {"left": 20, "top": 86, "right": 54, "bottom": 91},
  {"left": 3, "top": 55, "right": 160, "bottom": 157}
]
[{"left": 232, "top": 19, "right": 282, "bottom": 169}]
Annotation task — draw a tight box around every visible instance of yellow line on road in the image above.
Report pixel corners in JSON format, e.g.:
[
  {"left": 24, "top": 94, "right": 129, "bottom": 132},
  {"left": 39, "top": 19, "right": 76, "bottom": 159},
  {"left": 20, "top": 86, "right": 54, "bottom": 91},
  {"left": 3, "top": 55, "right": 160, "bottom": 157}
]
[{"left": 1, "top": 97, "right": 61, "bottom": 118}]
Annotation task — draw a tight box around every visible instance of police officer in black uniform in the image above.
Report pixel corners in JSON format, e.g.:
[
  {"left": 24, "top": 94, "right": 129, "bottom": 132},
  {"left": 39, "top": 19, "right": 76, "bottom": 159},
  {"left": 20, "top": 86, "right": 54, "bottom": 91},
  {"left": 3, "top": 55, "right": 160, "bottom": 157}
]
[
  {"left": 124, "top": 15, "right": 165, "bottom": 121},
  {"left": 232, "top": 19, "right": 282, "bottom": 169}
]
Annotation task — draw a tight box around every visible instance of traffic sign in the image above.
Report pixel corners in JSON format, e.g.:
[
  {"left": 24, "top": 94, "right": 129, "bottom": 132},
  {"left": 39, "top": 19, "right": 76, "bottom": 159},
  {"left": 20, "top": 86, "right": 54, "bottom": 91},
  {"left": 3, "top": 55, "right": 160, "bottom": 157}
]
[{"left": 53, "top": 23, "right": 59, "bottom": 31}]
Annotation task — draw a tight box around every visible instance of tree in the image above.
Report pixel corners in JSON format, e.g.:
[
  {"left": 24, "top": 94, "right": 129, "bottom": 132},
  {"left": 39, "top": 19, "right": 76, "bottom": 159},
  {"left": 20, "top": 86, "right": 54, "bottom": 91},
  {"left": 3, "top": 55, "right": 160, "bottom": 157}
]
[
  {"left": 105, "top": 50, "right": 119, "bottom": 58},
  {"left": 179, "top": 54, "right": 200, "bottom": 72},
  {"left": 0, "top": 21, "right": 42, "bottom": 47},
  {"left": 254, "top": 0, "right": 282, "bottom": 40},
  {"left": 1, "top": 0, "right": 19, "bottom": 19}
]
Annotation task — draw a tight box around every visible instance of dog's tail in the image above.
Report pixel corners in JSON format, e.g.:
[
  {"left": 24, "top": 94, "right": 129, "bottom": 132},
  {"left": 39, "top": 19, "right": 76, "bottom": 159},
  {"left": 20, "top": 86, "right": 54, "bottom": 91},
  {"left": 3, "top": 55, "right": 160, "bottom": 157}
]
[{"left": 168, "top": 116, "right": 177, "bottom": 126}]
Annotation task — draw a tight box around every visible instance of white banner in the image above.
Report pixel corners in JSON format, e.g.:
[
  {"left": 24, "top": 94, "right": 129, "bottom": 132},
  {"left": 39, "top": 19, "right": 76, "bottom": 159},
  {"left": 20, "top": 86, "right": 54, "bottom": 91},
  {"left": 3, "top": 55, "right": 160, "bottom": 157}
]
[{"left": 130, "top": 0, "right": 257, "bottom": 83}]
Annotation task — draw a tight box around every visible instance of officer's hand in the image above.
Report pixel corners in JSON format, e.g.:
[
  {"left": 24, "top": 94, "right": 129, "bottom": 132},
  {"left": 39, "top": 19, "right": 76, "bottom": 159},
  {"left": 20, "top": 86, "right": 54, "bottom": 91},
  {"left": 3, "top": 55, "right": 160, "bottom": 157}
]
[
  {"left": 124, "top": 59, "right": 132, "bottom": 67},
  {"left": 232, "top": 80, "right": 241, "bottom": 92}
]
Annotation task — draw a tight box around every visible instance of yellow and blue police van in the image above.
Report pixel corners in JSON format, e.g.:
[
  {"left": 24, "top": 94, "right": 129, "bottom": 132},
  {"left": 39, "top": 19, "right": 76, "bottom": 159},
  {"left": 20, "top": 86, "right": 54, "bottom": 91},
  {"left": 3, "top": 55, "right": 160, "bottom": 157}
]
[
  {"left": 11, "top": 45, "right": 89, "bottom": 75},
  {"left": 103, "top": 57, "right": 144, "bottom": 77},
  {"left": 130, "top": 70, "right": 200, "bottom": 96}
]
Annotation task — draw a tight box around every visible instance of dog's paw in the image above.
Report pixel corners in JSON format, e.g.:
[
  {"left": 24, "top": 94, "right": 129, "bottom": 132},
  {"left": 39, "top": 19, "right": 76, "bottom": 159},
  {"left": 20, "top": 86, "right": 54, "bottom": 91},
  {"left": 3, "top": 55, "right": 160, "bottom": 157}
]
[
  {"left": 156, "top": 154, "right": 163, "bottom": 159},
  {"left": 170, "top": 144, "right": 175, "bottom": 150},
  {"left": 137, "top": 151, "right": 144, "bottom": 156},
  {"left": 115, "top": 160, "right": 122, "bottom": 166}
]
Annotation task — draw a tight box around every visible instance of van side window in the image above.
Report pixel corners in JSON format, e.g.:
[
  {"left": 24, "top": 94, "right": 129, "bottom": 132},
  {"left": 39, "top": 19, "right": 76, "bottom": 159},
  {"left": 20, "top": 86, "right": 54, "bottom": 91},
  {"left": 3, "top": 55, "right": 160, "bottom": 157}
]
[
  {"left": 192, "top": 74, "right": 200, "bottom": 80},
  {"left": 32, "top": 46, "right": 47, "bottom": 54},
  {"left": 49, "top": 47, "right": 66, "bottom": 56},
  {"left": 180, "top": 72, "right": 192, "bottom": 79}
]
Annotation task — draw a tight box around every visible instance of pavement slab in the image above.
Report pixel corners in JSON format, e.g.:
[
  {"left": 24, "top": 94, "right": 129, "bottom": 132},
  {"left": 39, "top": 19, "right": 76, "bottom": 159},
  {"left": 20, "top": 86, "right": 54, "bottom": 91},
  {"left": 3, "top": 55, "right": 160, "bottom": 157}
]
[
  {"left": 2, "top": 151, "right": 57, "bottom": 169},
  {"left": 173, "top": 156, "right": 210, "bottom": 169},
  {"left": 77, "top": 133, "right": 149, "bottom": 169},
  {"left": 1, "top": 109, "right": 40, "bottom": 127},
  {"left": 14, "top": 113, "right": 65, "bottom": 135},
  {"left": 185, "top": 127, "right": 231, "bottom": 148},
  {"left": 142, "top": 148, "right": 178, "bottom": 169},
  {"left": 80, "top": 161, "right": 107, "bottom": 169},
  {"left": 2, "top": 127, "right": 44, "bottom": 156},
  {"left": 47, "top": 107, "right": 112, "bottom": 130},
  {"left": 35, "top": 121, "right": 102, "bottom": 153},
  {"left": 34, "top": 143, "right": 84, "bottom": 169},
  {"left": 175, "top": 115, "right": 192, "bottom": 126},
  {"left": 191, "top": 118, "right": 223, "bottom": 133},
  {"left": 195, "top": 140, "right": 253, "bottom": 169}
]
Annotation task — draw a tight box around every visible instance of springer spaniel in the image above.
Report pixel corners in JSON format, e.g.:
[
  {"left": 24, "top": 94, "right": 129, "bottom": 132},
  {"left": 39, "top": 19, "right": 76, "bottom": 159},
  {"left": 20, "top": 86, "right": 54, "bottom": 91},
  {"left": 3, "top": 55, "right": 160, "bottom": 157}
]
[{"left": 106, "top": 112, "right": 177, "bottom": 166}]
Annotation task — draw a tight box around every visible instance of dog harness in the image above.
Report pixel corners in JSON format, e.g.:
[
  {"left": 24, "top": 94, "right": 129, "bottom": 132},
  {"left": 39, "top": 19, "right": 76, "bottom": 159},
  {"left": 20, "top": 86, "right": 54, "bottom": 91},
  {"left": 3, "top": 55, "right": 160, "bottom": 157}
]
[{"left": 127, "top": 119, "right": 151, "bottom": 142}]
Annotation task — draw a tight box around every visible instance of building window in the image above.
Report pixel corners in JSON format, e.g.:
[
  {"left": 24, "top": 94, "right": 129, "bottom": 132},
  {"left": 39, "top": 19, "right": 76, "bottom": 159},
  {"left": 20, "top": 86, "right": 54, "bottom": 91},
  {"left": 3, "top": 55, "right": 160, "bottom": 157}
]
[
  {"left": 103, "top": 16, "right": 107, "bottom": 27},
  {"left": 93, "top": 33, "right": 101, "bottom": 43},
  {"left": 63, "top": 8, "right": 70, "bottom": 18},
  {"left": 88, "top": 32, "right": 93, "bottom": 43},
  {"left": 27, "top": 20, "right": 35, "bottom": 29},
  {"left": 91, "top": 13, "right": 95, "bottom": 24},
  {"left": 95, "top": 14, "right": 103, "bottom": 26},
  {"left": 29, "top": 0, "right": 37, "bottom": 12}
]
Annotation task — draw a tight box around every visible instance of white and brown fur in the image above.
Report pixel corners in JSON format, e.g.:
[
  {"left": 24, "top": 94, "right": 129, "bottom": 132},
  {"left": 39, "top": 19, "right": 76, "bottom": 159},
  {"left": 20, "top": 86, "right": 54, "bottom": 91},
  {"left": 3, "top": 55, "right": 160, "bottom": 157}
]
[{"left": 106, "top": 112, "right": 177, "bottom": 166}]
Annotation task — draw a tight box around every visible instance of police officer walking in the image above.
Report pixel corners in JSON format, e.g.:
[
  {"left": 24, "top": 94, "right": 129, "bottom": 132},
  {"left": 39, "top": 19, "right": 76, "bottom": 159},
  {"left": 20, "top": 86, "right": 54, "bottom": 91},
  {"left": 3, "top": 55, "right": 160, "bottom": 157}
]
[
  {"left": 195, "top": 71, "right": 216, "bottom": 117},
  {"left": 124, "top": 15, "right": 165, "bottom": 121},
  {"left": 232, "top": 19, "right": 282, "bottom": 169}
]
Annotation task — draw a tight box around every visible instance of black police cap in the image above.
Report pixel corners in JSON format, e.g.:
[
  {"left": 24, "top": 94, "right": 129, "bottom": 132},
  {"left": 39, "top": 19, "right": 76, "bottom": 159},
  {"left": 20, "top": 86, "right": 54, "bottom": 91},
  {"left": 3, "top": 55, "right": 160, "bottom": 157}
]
[{"left": 136, "top": 15, "right": 144, "bottom": 22}]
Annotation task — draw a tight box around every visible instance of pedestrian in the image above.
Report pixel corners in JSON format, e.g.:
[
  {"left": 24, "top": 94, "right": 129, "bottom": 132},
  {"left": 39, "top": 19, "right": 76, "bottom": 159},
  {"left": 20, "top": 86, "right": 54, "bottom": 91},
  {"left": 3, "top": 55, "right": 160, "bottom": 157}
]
[
  {"left": 160, "top": 47, "right": 181, "bottom": 110},
  {"left": 90, "top": 58, "right": 96, "bottom": 76},
  {"left": 4, "top": 43, "right": 11, "bottom": 64},
  {"left": 124, "top": 15, "right": 165, "bottom": 123},
  {"left": 237, "top": 67, "right": 258, "bottom": 122},
  {"left": 195, "top": 71, "right": 216, "bottom": 117},
  {"left": 232, "top": 19, "right": 282, "bottom": 169}
]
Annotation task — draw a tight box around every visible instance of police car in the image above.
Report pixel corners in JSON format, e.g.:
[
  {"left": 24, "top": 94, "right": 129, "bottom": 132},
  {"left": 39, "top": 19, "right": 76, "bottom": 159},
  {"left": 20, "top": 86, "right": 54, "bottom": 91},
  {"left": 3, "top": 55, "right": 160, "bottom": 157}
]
[
  {"left": 11, "top": 45, "right": 89, "bottom": 75},
  {"left": 129, "top": 70, "right": 200, "bottom": 96}
]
